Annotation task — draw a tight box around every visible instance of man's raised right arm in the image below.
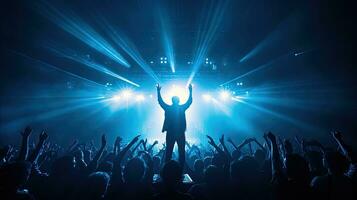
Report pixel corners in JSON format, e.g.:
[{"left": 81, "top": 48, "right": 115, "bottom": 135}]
[{"left": 157, "top": 84, "right": 168, "bottom": 109}]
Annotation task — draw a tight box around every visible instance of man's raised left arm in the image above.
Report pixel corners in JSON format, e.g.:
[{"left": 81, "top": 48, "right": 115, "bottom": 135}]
[{"left": 183, "top": 84, "right": 193, "bottom": 110}]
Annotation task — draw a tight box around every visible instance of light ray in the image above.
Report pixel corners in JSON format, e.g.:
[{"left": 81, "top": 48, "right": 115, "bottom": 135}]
[
  {"left": 220, "top": 52, "right": 290, "bottom": 86},
  {"left": 98, "top": 17, "right": 161, "bottom": 83},
  {"left": 11, "top": 50, "right": 105, "bottom": 88},
  {"left": 35, "top": 1, "right": 130, "bottom": 67},
  {"left": 158, "top": 7, "right": 175, "bottom": 73},
  {"left": 45, "top": 44, "right": 140, "bottom": 87},
  {"left": 188, "top": 0, "right": 230, "bottom": 85}
]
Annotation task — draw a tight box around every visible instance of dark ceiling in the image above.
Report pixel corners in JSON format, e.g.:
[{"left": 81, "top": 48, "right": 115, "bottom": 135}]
[{"left": 1, "top": 0, "right": 356, "bottom": 90}]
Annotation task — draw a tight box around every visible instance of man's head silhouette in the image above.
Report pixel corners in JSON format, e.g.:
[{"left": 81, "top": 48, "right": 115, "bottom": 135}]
[{"left": 171, "top": 96, "right": 180, "bottom": 105}]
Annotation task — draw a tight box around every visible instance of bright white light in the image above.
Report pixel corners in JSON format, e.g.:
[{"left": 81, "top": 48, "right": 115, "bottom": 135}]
[
  {"left": 121, "top": 89, "right": 132, "bottom": 99},
  {"left": 219, "top": 90, "right": 231, "bottom": 101},
  {"left": 202, "top": 94, "right": 212, "bottom": 101},
  {"left": 164, "top": 61, "right": 167, "bottom": 64},
  {"left": 112, "top": 95, "right": 121, "bottom": 101},
  {"left": 135, "top": 94, "right": 145, "bottom": 102},
  {"left": 168, "top": 85, "right": 187, "bottom": 102},
  {"left": 160, "top": 61, "right": 163, "bottom": 64},
  {"left": 232, "top": 95, "right": 244, "bottom": 102},
  {"left": 160, "top": 57, "right": 163, "bottom": 60}
]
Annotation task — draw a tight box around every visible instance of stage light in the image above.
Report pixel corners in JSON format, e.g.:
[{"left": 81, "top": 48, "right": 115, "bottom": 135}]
[
  {"left": 112, "top": 95, "right": 121, "bottom": 101},
  {"left": 160, "top": 61, "right": 163, "bottom": 64},
  {"left": 219, "top": 90, "right": 231, "bottom": 101},
  {"left": 164, "top": 61, "right": 167, "bottom": 64},
  {"left": 135, "top": 94, "right": 145, "bottom": 102},
  {"left": 121, "top": 89, "right": 132, "bottom": 99},
  {"left": 168, "top": 85, "right": 187, "bottom": 102},
  {"left": 160, "top": 57, "right": 163, "bottom": 60},
  {"left": 202, "top": 94, "right": 212, "bottom": 101}
]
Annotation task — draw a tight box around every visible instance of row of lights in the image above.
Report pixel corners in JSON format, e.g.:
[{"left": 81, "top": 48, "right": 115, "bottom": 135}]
[
  {"left": 148, "top": 57, "right": 216, "bottom": 66},
  {"left": 110, "top": 88, "right": 248, "bottom": 104},
  {"left": 111, "top": 89, "right": 151, "bottom": 102}
]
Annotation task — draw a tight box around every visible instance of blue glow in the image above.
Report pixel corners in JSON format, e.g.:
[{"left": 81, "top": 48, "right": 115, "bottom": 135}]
[
  {"left": 98, "top": 17, "right": 161, "bottom": 83},
  {"left": 11, "top": 51, "right": 105, "bottom": 88},
  {"left": 239, "top": 12, "right": 303, "bottom": 63},
  {"left": 45, "top": 44, "right": 140, "bottom": 87},
  {"left": 36, "top": 1, "right": 130, "bottom": 67},
  {"left": 158, "top": 8, "right": 176, "bottom": 73},
  {"left": 220, "top": 52, "right": 291, "bottom": 86},
  {"left": 188, "top": 0, "right": 230, "bottom": 84}
]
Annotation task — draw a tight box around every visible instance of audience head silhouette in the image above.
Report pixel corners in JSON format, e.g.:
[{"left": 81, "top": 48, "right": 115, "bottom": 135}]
[
  {"left": 161, "top": 160, "right": 182, "bottom": 187},
  {"left": 124, "top": 157, "right": 145, "bottom": 183}
]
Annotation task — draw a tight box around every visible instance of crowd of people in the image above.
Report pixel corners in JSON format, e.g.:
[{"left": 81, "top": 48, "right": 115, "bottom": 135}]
[{"left": 0, "top": 126, "right": 356, "bottom": 200}]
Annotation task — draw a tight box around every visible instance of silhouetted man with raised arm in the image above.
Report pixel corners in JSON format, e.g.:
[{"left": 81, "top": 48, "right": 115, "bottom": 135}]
[{"left": 157, "top": 84, "right": 193, "bottom": 167}]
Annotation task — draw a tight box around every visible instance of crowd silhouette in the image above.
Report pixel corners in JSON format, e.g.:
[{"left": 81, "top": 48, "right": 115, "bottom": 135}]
[{"left": 0, "top": 126, "right": 356, "bottom": 200}]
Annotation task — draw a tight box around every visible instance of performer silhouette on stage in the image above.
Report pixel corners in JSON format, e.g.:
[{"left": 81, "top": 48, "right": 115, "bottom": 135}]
[{"left": 156, "top": 83, "right": 193, "bottom": 167}]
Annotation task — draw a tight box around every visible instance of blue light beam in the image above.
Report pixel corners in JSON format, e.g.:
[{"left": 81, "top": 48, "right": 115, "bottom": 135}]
[
  {"left": 220, "top": 52, "right": 290, "bottom": 86},
  {"left": 98, "top": 17, "right": 161, "bottom": 83},
  {"left": 45, "top": 45, "right": 140, "bottom": 87},
  {"left": 188, "top": 0, "right": 230, "bottom": 85},
  {"left": 240, "top": 12, "right": 303, "bottom": 63},
  {"left": 36, "top": 1, "right": 130, "bottom": 67},
  {"left": 158, "top": 7, "right": 176, "bottom": 73},
  {"left": 11, "top": 50, "right": 105, "bottom": 88}
]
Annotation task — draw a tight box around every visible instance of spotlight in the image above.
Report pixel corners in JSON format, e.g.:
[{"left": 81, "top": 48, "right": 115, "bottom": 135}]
[
  {"left": 202, "top": 94, "right": 212, "bottom": 101},
  {"left": 135, "top": 94, "right": 145, "bottom": 102},
  {"left": 164, "top": 61, "right": 167, "bottom": 64},
  {"left": 160, "top": 61, "right": 163, "bottom": 64},
  {"left": 169, "top": 85, "right": 187, "bottom": 101},
  {"left": 112, "top": 95, "right": 121, "bottom": 101},
  {"left": 121, "top": 89, "right": 132, "bottom": 99},
  {"left": 219, "top": 90, "right": 231, "bottom": 101},
  {"left": 160, "top": 57, "right": 163, "bottom": 60}
]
